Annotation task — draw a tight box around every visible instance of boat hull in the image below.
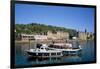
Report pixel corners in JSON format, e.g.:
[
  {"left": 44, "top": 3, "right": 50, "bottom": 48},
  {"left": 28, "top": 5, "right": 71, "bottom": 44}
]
[
  {"left": 26, "top": 51, "right": 63, "bottom": 58},
  {"left": 62, "top": 49, "right": 82, "bottom": 56},
  {"left": 49, "top": 48, "right": 82, "bottom": 56}
]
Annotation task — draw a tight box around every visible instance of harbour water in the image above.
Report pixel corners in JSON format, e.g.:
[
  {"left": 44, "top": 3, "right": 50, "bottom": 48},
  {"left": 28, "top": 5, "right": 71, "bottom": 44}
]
[{"left": 15, "top": 40, "right": 95, "bottom": 66}]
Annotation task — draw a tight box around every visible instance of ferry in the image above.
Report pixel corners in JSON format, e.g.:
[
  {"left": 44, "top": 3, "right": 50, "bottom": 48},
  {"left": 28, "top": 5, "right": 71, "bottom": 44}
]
[
  {"left": 26, "top": 44, "right": 63, "bottom": 58},
  {"left": 49, "top": 43, "right": 82, "bottom": 56}
]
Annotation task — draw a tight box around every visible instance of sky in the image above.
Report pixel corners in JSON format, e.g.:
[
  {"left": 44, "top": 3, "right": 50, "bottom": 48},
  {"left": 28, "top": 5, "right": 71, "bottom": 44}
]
[{"left": 15, "top": 4, "right": 95, "bottom": 33}]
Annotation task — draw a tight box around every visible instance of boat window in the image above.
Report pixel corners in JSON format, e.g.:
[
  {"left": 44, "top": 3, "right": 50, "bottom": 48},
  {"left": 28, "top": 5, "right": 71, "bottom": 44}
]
[
  {"left": 70, "top": 51, "right": 76, "bottom": 53},
  {"left": 31, "top": 53, "right": 36, "bottom": 56},
  {"left": 44, "top": 53, "right": 49, "bottom": 56},
  {"left": 38, "top": 53, "right": 42, "bottom": 56},
  {"left": 45, "top": 48, "right": 50, "bottom": 50},
  {"left": 51, "top": 53, "right": 56, "bottom": 55},
  {"left": 41, "top": 48, "right": 43, "bottom": 49},
  {"left": 57, "top": 53, "right": 61, "bottom": 55}
]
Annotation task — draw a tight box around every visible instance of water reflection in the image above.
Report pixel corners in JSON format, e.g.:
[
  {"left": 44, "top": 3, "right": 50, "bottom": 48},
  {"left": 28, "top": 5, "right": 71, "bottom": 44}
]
[
  {"left": 26, "top": 55, "right": 82, "bottom": 65},
  {"left": 27, "top": 57, "right": 62, "bottom": 63}
]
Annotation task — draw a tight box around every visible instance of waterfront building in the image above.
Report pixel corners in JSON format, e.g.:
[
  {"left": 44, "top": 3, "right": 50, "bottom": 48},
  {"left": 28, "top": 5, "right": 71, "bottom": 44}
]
[
  {"left": 56, "top": 31, "right": 69, "bottom": 39},
  {"left": 19, "top": 31, "right": 69, "bottom": 41},
  {"left": 20, "top": 34, "right": 48, "bottom": 41},
  {"left": 47, "top": 31, "right": 58, "bottom": 40},
  {"left": 47, "top": 31, "right": 69, "bottom": 40},
  {"left": 78, "top": 32, "right": 87, "bottom": 40},
  {"left": 34, "top": 35, "right": 47, "bottom": 41},
  {"left": 20, "top": 34, "right": 35, "bottom": 41},
  {"left": 78, "top": 31, "right": 94, "bottom": 40}
]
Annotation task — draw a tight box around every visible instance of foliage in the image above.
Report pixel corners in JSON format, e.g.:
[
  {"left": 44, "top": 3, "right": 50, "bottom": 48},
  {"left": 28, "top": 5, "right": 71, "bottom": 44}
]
[{"left": 15, "top": 23, "right": 78, "bottom": 37}]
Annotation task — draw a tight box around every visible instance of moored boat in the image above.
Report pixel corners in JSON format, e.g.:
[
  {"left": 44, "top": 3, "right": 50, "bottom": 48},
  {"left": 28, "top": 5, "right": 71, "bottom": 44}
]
[
  {"left": 26, "top": 44, "right": 63, "bottom": 58},
  {"left": 49, "top": 43, "right": 82, "bottom": 56}
]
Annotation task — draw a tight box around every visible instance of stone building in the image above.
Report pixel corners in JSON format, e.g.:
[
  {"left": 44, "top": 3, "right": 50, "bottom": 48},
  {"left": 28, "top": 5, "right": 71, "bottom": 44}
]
[
  {"left": 19, "top": 31, "right": 69, "bottom": 41},
  {"left": 47, "top": 31, "right": 69, "bottom": 40},
  {"left": 78, "top": 32, "right": 87, "bottom": 40},
  {"left": 78, "top": 31, "right": 94, "bottom": 40}
]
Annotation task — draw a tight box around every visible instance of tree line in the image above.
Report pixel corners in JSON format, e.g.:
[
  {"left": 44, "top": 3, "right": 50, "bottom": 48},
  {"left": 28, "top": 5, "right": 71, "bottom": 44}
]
[{"left": 15, "top": 23, "right": 78, "bottom": 38}]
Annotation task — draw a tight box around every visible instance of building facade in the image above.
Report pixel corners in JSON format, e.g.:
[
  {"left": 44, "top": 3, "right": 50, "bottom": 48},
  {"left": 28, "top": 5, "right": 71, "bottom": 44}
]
[
  {"left": 20, "top": 34, "right": 35, "bottom": 41},
  {"left": 47, "top": 31, "right": 69, "bottom": 40},
  {"left": 78, "top": 32, "right": 94, "bottom": 40},
  {"left": 20, "top": 34, "right": 48, "bottom": 41},
  {"left": 78, "top": 32, "right": 87, "bottom": 40},
  {"left": 19, "top": 31, "right": 69, "bottom": 41}
]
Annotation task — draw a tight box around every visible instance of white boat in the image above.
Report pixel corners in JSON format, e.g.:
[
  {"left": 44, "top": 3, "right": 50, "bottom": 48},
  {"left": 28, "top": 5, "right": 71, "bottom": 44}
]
[
  {"left": 49, "top": 43, "right": 82, "bottom": 55},
  {"left": 26, "top": 44, "right": 63, "bottom": 58}
]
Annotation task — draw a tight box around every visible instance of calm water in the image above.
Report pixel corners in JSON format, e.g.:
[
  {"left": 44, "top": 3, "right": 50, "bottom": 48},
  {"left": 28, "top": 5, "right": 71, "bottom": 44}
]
[{"left": 15, "top": 40, "right": 95, "bottom": 66}]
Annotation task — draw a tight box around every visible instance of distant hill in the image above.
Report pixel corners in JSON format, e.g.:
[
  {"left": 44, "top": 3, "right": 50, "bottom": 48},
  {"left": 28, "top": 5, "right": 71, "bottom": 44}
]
[{"left": 15, "top": 23, "right": 78, "bottom": 37}]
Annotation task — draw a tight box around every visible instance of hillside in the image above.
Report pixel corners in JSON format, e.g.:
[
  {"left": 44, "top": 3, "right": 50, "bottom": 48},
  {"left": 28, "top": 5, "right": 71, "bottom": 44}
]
[{"left": 15, "top": 23, "right": 78, "bottom": 37}]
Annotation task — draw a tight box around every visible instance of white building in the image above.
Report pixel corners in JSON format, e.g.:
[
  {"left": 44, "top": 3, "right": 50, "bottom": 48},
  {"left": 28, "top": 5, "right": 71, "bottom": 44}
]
[
  {"left": 21, "top": 34, "right": 35, "bottom": 41},
  {"left": 20, "top": 34, "right": 47, "bottom": 41},
  {"left": 34, "top": 35, "right": 47, "bottom": 40}
]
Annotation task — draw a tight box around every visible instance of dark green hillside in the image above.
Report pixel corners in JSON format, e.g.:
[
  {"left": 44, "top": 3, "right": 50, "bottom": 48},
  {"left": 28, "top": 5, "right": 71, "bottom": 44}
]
[{"left": 15, "top": 23, "right": 78, "bottom": 37}]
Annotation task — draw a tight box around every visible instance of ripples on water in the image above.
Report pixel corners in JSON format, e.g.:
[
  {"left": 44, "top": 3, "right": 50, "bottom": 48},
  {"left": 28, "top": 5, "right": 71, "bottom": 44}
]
[{"left": 15, "top": 40, "right": 95, "bottom": 66}]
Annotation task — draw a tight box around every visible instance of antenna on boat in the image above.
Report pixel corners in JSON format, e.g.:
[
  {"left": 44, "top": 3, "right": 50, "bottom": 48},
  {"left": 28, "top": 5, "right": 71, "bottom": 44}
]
[{"left": 29, "top": 39, "right": 31, "bottom": 49}]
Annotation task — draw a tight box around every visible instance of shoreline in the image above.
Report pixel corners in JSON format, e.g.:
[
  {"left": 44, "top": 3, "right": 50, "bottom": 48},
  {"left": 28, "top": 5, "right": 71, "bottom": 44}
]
[{"left": 15, "top": 39, "right": 94, "bottom": 44}]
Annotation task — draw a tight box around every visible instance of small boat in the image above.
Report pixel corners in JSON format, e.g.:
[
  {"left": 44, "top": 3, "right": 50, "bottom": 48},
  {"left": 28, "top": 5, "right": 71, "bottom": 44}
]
[
  {"left": 26, "top": 44, "right": 63, "bottom": 58},
  {"left": 49, "top": 43, "right": 82, "bottom": 56}
]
